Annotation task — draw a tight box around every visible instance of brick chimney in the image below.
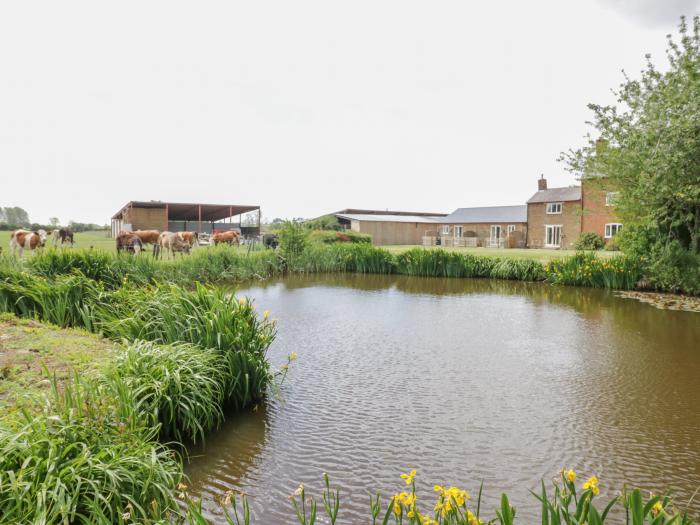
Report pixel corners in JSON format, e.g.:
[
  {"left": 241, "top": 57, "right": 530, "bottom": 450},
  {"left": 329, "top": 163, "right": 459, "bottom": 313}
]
[{"left": 538, "top": 174, "right": 547, "bottom": 191}]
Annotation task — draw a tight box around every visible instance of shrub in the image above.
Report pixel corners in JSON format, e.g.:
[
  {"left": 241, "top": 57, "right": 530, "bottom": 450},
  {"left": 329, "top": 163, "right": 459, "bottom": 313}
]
[
  {"left": 308, "top": 229, "right": 372, "bottom": 245},
  {"left": 575, "top": 232, "right": 604, "bottom": 250},
  {"left": 604, "top": 236, "right": 620, "bottom": 251},
  {"left": 278, "top": 221, "right": 309, "bottom": 259},
  {"left": 546, "top": 252, "right": 642, "bottom": 290}
]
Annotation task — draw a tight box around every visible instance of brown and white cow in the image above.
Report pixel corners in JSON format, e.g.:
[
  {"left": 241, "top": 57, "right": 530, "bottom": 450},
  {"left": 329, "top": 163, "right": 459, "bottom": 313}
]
[
  {"left": 158, "top": 231, "right": 191, "bottom": 258},
  {"left": 10, "top": 229, "right": 50, "bottom": 257},
  {"left": 212, "top": 230, "right": 240, "bottom": 246},
  {"left": 116, "top": 231, "right": 143, "bottom": 254},
  {"left": 179, "top": 231, "right": 199, "bottom": 247},
  {"left": 130, "top": 230, "right": 161, "bottom": 255}
]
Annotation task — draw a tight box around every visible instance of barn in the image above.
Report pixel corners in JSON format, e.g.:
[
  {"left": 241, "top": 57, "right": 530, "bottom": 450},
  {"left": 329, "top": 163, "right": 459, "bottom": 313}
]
[
  {"left": 111, "top": 201, "right": 261, "bottom": 238},
  {"left": 333, "top": 209, "right": 447, "bottom": 246}
]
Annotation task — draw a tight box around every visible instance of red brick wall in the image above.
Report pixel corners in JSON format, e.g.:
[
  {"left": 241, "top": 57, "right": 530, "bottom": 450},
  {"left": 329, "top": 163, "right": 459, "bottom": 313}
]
[{"left": 581, "top": 178, "right": 621, "bottom": 238}]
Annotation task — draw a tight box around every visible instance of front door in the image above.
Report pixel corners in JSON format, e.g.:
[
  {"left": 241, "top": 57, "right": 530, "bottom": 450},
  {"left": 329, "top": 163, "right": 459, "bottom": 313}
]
[
  {"left": 545, "top": 225, "right": 562, "bottom": 248},
  {"left": 490, "top": 225, "right": 501, "bottom": 242}
]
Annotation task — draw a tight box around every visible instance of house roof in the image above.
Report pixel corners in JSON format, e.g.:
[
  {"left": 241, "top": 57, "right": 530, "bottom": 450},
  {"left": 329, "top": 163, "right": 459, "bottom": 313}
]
[
  {"left": 331, "top": 208, "right": 447, "bottom": 217},
  {"left": 335, "top": 213, "right": 445, "bottom": 223},
  {"left": 441, "top": 205, "right": 527, "bottom": 224},
  {"left": 527, "top": 186, "right": 581, "bottom": 204},
  {"left": 112, "top": 201, "right": 260, "bottom": 221}
]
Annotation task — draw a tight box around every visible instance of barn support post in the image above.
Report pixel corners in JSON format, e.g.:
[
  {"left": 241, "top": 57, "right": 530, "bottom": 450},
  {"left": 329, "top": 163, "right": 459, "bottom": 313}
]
[
  {"left": 198, "top": 205, "right": 202, "bottom": 233},
  {"left": 165, "top": 203, "right": 169, "bottom": 232}
]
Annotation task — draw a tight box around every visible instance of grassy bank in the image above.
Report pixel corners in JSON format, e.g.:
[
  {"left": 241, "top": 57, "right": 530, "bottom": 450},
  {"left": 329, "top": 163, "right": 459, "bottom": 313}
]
[
  {"left": 382, "top": 245, "right": 621, "bottom": 263},
  {"left": 0, "top": 261, "right": 278, "bottom": 523}
]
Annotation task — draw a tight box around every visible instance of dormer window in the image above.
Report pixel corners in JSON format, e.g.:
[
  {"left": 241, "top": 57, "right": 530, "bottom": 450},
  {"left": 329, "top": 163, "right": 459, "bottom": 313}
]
[{"left": 546, "top": 202, "right": 562, "bottom": 214}]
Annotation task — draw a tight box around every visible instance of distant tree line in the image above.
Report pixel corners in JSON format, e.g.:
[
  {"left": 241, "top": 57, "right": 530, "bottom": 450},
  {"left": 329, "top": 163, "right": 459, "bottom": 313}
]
[{"left": 0, "top": 206, "right": 108, "bottom": 232}]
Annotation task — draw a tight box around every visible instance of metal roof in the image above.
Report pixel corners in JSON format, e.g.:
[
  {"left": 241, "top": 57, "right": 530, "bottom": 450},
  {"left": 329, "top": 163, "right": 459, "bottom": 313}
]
[
  {"left": 335, "top": 213, "right": 445, "bottom": 223},
  {"left": 527, "top": 186, "right": 581, "bottom": 204},
  {"left": 441, "top": 205, "right": 527, "bottom": 224},
  {"left": 112, "top": 201, "right": 260, "bottom": 221},
  {"left": 330, "top": 208, "right": 447, "bottom": 218}
]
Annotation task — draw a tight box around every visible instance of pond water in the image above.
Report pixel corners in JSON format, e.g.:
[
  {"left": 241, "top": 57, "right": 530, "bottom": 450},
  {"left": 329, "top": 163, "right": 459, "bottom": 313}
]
[{"left": 185, "top": 275, "right": 700, "bottom": 523}]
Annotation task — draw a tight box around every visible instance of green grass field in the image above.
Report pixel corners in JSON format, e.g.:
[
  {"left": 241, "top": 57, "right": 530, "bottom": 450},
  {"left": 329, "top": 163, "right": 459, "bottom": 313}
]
[{"left": 381, "top": 245, "right": 620, "bottom": 263}]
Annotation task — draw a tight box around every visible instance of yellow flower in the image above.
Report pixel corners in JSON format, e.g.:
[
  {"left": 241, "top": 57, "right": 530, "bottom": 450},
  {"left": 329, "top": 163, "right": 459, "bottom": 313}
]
[
  {"left": 289, "top": 351, "right": 298, "bottom": 361},
  {"left": 563, "top": 469, "right": 577, "bottom": 482},
  {"left": 400, "top": 469, "right": 416, "bottom": 485},
  {"left": 263, "top": 309, "right": 270, "bottom": 319},
  {"left": 652, "top": 501, "right": 663, "bottom": 515},
  {"left": 582, "top": 475, "right": 599, "bottom": 495},
  {"left": 392, "top": 495, "right": 402, "bottom": 515},
  {"left": 238, "top": 297, "right": 246, "bottom": 305},
  {"left": 444, "top": 486, "right": 470, "bottom": 506}
]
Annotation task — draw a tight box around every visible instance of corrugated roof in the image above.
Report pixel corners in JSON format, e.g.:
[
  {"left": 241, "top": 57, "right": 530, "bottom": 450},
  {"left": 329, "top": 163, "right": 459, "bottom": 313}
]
[
  {"left": 441, "top": 205, "right": 527, "bottom": 224},
  {"left": 112, "top": 201, "right": 260, "bottom": 221},
  {"left": 335, "top": 213, "right": 444, "bottom": 223},
  {"left": 527, "top": 186, "right": 581, "bottom": 204}
]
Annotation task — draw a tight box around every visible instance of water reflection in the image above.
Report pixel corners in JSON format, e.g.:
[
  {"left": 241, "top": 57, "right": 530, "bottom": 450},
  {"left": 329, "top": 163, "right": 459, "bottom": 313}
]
[{"left": 186, "top": 275, "right": 700, "bottom": 523}]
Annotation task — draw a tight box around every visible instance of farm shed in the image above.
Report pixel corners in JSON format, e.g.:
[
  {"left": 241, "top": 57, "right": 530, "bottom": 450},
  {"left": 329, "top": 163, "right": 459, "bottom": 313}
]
[
  {"left": 431, "top": 205, "right": 528, "bottom": 248},
  {"left": 111, "top": 201, "right": 261, "bottom": 238},
  {"left": 333, "top": 210, "right": 446, "bottom": 246}
]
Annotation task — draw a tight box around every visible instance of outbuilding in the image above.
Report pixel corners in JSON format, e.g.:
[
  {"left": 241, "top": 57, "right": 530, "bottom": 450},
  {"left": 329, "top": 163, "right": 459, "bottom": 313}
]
[{"left": 111, "top": 201, "right": 261, "bottom": 238}]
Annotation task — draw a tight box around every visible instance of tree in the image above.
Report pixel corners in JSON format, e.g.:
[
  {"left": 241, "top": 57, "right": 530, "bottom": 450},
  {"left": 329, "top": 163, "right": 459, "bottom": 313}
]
[
  {"left": 49, "top": 217, "right": 60, "bottom": 227},
  {"left": 0, "top": 206, "right": 30, "bottom": 227},
  {"left": 563, "top": 16, "right": 700, "bottom": 253}
]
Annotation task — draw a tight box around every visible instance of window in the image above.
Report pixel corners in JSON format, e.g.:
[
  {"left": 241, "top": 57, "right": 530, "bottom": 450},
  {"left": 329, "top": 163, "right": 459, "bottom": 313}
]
[
  {"left": 605, "top": 192, "right": 620, "bottom": 206},
  {"left": 441, "top": 225, "right": 450, "bottom": 235},
  {"left": 604, "top": 223, "right": 623, "bottom": 238},
  {"left": 546, "top": 202, "right": 562, "bottom": 214},
  {"left": 454, "top": 226, "right": 463, "bottom": 238},
  {"left": 507, "top": 225, "right": 516, "bottom": 234},
  {"left": 545, "top": 225, "right": 562, "bottom": 247},
  {"left": 490, "top": 225, "right": 501, "bottom": 240}
]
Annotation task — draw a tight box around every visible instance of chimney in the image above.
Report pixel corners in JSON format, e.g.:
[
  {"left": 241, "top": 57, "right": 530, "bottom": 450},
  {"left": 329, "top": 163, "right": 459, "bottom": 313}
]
[{"left": 538, "top": 174, "right": 547, "bottom": 191}]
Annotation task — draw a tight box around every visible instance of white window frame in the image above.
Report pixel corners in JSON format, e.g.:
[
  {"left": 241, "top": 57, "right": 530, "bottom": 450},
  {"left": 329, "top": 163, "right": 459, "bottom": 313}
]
[
  {"left": 507, "top": 225, "right": 516, "bottom": 234},
  {"left": 545, "top": 225, "right": 562, "bottom": 248},
  {"left": 441, "top": 225, "right": 450, "bottom": 235},
  {"left": 605, "top": 192, "right": 620, "bottom": 206},
  {"left": 490, "top": 225, "right": 501, "bottom": 241},
  {"left": 546, "top": 202, "right": 562, "bottom": 214},
  {"left": 453, "top": 226, "right": 463, "bottom": 238},
  {"left": 604, "top": 223, "right": 623, "bottom": 238}
]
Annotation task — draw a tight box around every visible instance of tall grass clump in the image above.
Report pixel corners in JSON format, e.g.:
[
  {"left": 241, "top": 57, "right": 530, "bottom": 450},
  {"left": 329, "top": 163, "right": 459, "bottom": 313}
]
[
  {"left": 110, "top": 340, "right": 227, "bottom": 443},
  {"left": 545, "top": 252, "right": 643, "bottom": 289},
  {"left": 290, "top": 243, "right": 396, "bottom": 274},
  {"left": 0, "top": 376, "right": 182, "bottom": 525}
]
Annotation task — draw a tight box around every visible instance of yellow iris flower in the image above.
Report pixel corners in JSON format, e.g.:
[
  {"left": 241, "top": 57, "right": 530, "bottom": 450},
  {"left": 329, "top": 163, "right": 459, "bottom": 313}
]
[
  {"left": 563, "top": 469, "right": 576, "bottom": 482},
  {"left": 582, "top": 475, "right": 600, "bottom": 495},
  {"left": 400, "top": 469, "right": 417, "bottom": 485}
]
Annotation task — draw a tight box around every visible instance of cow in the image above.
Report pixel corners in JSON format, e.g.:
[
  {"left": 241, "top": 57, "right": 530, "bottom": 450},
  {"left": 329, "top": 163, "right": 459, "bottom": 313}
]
[
  {"left": 263, "top": 234, "right": 279, "bottom": 250},
  {"left": 130, "top": 230, "right": 161, "bottom": 256},
  {"left": 116, "top": 231, "right": 143, "bottom": 254},
  {"left": 158, "top": 231, "right": 192, "bottom": 258},
  {"left": 52, "top": 228, "right": 75, "bottom": 247},
  {"left": 212, "top": 230, "right": 240, "bottom": 246},
  {"left": 10, "top": 229, "right": 50, "bottom": 257},
  {"left": 179, "top": 231, "right": 199, "bottom": 247}
]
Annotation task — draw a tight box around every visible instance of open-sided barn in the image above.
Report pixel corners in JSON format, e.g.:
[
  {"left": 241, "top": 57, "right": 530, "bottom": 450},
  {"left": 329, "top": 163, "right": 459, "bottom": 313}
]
[{"left": 111, "top": 201, "right": 261, "bottom": 238}]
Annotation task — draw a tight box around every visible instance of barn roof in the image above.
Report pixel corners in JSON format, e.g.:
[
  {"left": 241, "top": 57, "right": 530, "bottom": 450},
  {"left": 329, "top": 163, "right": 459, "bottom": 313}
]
[
  {"left": 335, "top": 213, "right": 444, "bottom": 223},
  {"left": 111, "top": 201, "right": 259, "bottom": 221},
  {"left": 441, "top": 205, "right": 527, "bottom": 224},
  {"left": 527, "top": 186, "right": 581, "bottom": 204}
]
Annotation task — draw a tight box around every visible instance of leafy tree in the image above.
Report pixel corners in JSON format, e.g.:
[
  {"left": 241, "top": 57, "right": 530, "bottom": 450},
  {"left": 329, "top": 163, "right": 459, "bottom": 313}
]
[
  {"left": 49, "top": 217, "right": 60, "bottom": 227},
  {"left": 563, "top": 16, "right": 700, "bottom": 253},
  {"left": 0, "top": 206, "right": 30, "bottom": 227}
]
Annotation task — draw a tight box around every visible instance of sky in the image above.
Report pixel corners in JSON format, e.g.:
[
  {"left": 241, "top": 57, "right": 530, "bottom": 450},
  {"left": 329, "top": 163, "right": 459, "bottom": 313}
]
[{"left": 1, "top": 1, "right": 698, "bottom": 225}]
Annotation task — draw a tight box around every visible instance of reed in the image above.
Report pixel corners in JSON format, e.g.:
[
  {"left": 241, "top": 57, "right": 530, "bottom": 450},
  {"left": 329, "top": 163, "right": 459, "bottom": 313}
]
[
  {"left": 545, "top": 252, "right": 643, "bottom": 290},
  {"left": 0, "top": 374, "right": 182, "bottom": 525}
]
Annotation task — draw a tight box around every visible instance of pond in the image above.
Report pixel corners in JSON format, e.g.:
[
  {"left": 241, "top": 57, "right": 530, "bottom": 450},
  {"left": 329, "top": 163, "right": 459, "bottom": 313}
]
[{"left": 185, "top": 274, "right": 700, "bottom": 523}]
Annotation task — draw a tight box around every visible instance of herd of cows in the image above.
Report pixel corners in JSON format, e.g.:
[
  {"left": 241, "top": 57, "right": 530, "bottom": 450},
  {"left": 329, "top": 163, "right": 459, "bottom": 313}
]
[{"left": 7, "top": 227, "right": 243, "bottom": 257}]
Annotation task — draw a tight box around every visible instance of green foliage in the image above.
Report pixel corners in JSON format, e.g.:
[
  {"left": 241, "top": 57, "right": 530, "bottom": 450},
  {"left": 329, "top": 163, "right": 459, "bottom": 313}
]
[
  {"left": 0, "top": 375, "right": 182, "bottom": 524},
  {"left": 304, "top": 214, "right": 343, "bottom": 231},
  {"left": 307, "top": 229, "right": 372, "bottom": 244},
  {"left": 278, "top": 221, "right": 310, "bottom": 260},
  {"left": 546, "top": 251, "right": 643, "bottom": 289},
  {"left": 575, "top": 232, "right": 605, "bottom": 251}
]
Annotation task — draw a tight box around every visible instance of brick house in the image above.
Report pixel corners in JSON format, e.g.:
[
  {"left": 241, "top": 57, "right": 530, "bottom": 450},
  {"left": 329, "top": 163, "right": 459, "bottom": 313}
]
[
  {"left": 581, "top": 176, "right": 623, "bottom": 243},
  {"left": 526, "top": 176, "right": 582, "bottom": 249}
]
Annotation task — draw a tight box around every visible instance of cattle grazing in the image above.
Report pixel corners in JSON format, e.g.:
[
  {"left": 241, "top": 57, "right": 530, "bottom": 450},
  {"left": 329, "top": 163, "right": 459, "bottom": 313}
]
[
  {"left": 130, "top": 230, "right": 161, "bottom": 255},
  {"left": 52, "top": 228, "right": 75, "bottom": 247},
  {"left": 212, "top": 230, "right": 240, "bottom": 246},
  {"left": 116, "top": 231, "right": 144, "bottom": 254},
  {"left": 9, "top": 229, "right": 50, "bottom": 257},
  {"left": 263, "top": 234, "right": 279, "bottom": 250},
  {"left": 158, "top": 231, "right": 192, "bottom": 258}
]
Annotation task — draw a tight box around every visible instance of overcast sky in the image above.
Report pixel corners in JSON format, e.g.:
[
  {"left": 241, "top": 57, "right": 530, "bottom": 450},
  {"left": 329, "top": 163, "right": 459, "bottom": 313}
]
[{"left": 1, "top": 1, "right": 698, "bottom": 225}]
